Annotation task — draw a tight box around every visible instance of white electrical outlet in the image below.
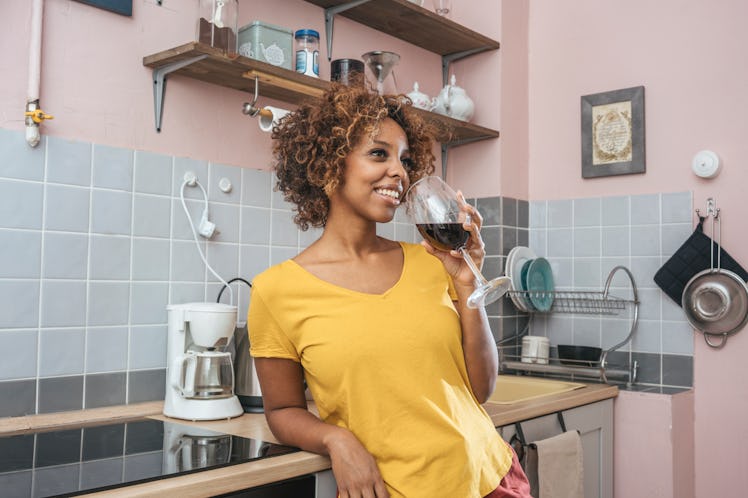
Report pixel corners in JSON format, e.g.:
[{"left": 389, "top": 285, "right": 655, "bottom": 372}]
[{"left": 183, "top": 171, "right": 198, "bottom": 186}]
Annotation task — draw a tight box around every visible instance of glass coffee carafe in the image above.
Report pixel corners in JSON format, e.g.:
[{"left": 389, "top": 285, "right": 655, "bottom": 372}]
[{"left": 176, "top": 350, "right": 235, "bottom": 399}]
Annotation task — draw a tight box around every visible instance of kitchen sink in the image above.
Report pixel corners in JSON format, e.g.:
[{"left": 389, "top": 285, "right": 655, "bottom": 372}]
[{"left": 486, "top": 375, "right": 586, "bottom": 404}]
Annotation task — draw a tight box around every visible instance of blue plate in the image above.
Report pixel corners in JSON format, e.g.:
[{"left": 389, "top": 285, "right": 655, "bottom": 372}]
[
  {"left": 519, "top": 259, "right": 536, "bottom": 311},
  {"left": 526, "top": 258, "right": 555, "bottom": 312}
]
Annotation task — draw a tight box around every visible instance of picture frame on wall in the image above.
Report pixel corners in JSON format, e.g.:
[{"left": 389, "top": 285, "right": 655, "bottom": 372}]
[{"left": 581, "top": 86, "right": 645, "bottom": 178}]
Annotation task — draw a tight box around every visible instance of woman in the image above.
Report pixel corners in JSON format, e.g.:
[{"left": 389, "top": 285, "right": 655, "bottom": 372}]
[{"left": 248, "top": 83, "right": 531, "bottom": 498}]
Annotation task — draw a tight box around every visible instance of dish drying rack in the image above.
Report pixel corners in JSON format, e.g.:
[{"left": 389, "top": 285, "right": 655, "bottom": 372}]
[{"left": 499, "top": 265, "right": 640, "bottom": 385}]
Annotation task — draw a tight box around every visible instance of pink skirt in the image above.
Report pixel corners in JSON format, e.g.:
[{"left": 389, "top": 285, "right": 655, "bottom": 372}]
[{"left": 483, "top": 446, "right": 532, "bottom": 498}]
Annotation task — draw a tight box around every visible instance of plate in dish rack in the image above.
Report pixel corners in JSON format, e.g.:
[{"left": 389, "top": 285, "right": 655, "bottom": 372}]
[
  {"left": 506, "top": 246, "right": 536, "bottom": 312},
  {"left": 526, "top": 257, "right": 555, "bottom": 312}
]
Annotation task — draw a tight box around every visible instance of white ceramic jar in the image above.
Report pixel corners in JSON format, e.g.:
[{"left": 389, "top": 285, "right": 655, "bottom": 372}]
[
  {"left": 406, "top": 82, "right": 432, "bottom": 110},
  {"left": 521, "top": 336, "right": 550, "bottom": 364}
]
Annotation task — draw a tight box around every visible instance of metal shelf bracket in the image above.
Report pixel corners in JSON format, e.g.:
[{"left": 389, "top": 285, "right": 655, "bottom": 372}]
[
  {"left": 324, "top": 0, "right": 373, "bottom": 62},
  {"left": 151, "top": 55, "right": 208, "bottom": 132},
  {"left": 441, "top": 46, "right": 493, "bottom": 85}
]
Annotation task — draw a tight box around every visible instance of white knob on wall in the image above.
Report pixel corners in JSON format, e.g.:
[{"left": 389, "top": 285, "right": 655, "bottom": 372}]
[{"left": 691, "top": 150, "right": 721, "bottom": 178}]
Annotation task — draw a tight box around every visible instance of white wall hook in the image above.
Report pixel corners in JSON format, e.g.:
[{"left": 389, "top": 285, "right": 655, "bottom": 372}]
[
  {"left": 218, "top": 177, "right": 232, "bottom": 193},
  {"left": 691, "top": 150, "right": 721, "bottom": 178}
]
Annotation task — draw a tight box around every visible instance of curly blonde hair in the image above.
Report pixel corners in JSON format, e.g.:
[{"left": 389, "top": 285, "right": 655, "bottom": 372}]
[{"left": 271, "top": 83, "right": 437, "bottom": 230}]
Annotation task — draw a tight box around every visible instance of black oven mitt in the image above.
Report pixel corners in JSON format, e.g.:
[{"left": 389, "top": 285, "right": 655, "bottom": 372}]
[{"left": 654, "top": 216, "right": 748, "bottom": 306}]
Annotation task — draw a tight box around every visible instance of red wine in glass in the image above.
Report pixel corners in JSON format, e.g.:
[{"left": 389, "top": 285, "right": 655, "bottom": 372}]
[
  {"left": 405, "top": 176, "right": 511, "bottom": 308},
  {"left": 416, "top": 223, "right": 470, "bottom": 252}
]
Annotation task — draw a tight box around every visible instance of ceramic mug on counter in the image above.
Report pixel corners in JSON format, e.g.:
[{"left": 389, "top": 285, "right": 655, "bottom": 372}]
[{"left": 521, "top": 335, "right": 550, "bottom": 364}]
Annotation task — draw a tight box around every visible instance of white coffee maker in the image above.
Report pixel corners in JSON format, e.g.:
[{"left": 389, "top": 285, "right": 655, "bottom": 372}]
[{"left": 164, "top": 302, "right": 244, "bottom": 421}]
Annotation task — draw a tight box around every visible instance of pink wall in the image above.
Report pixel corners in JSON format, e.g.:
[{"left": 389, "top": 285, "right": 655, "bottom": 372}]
[
  {"left": 441, "top": 1, "right": 503, "bottom": 197},
  {"left": 526, "top": 0, "right": 748, "bottom": 496},
  {"left": 442, "top": 0, "right": 528, "bottom": 200}
]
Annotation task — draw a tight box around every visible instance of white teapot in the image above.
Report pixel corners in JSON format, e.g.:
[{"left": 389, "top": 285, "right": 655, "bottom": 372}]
[
  {"left": 431, "top": 74, "right": 475, "bottom": 122},
  {"left": 406, "top": 82, "right": 433, "bottom": 110}
]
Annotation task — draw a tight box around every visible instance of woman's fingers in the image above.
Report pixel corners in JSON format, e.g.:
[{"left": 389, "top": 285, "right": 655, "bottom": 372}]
[
  {"left": 374, "top": 480, "right": 391, "bottom": 498},
  {"left": 456, "top": 191, "right": 484, "bottom": 254},
  {"left": 337, "top": 483, "right": 389, "bottom": 498},
  {"left": 457, "top": 191, "right": 483, "bottom": 232}
]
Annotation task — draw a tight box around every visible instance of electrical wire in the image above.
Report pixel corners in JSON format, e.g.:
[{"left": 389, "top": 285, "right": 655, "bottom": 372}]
[{"left": 180, "top": 179, "right": 234, "bottom": 306}]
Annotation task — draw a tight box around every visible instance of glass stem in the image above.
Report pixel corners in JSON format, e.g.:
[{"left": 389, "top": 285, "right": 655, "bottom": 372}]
[{"left": 459, "top": 247, "right": 488, "bottom": 286}]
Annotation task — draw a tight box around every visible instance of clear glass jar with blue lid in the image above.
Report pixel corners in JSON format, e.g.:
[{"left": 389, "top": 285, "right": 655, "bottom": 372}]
[{"left": 295, "top": 29, "right": 320, "bottom": 78}]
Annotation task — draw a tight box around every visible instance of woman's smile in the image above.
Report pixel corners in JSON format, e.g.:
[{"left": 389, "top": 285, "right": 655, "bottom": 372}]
[{"left": 373, "top": 185, "right": 403, "bottom": 205}]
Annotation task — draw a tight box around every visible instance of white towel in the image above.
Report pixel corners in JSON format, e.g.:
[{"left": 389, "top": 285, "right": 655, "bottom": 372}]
[{"left": 525, "top": 430, "right": 584, "bottom": 498}]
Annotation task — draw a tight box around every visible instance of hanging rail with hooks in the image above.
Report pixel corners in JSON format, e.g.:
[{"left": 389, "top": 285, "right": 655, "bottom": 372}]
[
  {"left": 682, "top": 197, "right": 748, "bottom": 349},
  {"left": 240, "top": 76, "right": 273, "bottom": 120}
]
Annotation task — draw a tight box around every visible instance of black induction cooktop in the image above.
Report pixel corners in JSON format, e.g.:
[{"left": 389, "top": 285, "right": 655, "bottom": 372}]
[{"left": 0, "top": 417, "right": 298, "bottom": 498}]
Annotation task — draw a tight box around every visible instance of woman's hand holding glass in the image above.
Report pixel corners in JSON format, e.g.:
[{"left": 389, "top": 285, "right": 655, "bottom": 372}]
[
  {"left": 405, "top": 176, "right": 511, "bottom": 308},
  {"left": 425, "top": 193, "right": 483, "bottom": 286}
]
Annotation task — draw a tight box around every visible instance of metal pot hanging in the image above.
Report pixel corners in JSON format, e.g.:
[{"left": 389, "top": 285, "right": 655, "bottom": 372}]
[{"left": 681, "top": 203, "right": 748, "bottom": 348}]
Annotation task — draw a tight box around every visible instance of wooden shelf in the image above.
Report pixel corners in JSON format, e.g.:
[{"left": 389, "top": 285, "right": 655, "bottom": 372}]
[
  {"left": 142, "top": 42, "right": 498, "bottom": 145},
  {"left": 143, "top": 42, "right": 329, "bottom": 104},
  {"left": 304, "top": 0, "right": 500, "bottom": 57}
]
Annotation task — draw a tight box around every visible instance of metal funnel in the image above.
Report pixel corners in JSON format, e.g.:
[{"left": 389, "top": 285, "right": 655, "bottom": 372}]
[{"left": 362, "top": 51, "right": 400, "bottom": 94}]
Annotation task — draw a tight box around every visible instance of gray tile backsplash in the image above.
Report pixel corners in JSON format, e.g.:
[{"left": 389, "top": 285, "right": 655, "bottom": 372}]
[
  {"left": 0, "top": 180, "right": 44, "bottom": 229},
  {"left": 0, "top": 230, "right": 41, "bottom": 278},
  {"left": 0, "top": 128, "right": 693, "bottom": 418},
  {"left": 134, "top": 150, "right": 172, "bottom": 195},
  {"left": 46, "top": 136, "right": 92, "bottom": 187},
  {"left": 528, "top": 191, "right": 695, "bottom": 389},
  {"left": 0, "top": 330, "right": 37, "bottom": 380},
  {"left": 0, "top": 379, "right": 36, "bottom": 418},
  {"left": 92, "top": 143, "right": 133, "bottom": 191},
  {"left": 45, "top": 184, "right": 90, "bottom": 232},
  {"left": 85, "top": 372, "right": 127, "bottom": 409}
]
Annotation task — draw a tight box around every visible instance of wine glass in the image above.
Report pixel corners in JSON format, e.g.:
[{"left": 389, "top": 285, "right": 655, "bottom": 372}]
[
  {"left": 433, "top": 0, "right": 452, "bottom": 16},
  {"left": 405, "top": 176, "right": 511, "bottom": 308}
]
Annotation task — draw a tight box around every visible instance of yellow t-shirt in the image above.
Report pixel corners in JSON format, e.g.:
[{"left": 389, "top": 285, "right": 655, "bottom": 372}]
[{"left": 248, "top": 242, "right": 512, "bottom": 498}]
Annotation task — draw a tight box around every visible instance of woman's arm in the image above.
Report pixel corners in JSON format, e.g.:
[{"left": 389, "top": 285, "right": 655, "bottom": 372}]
[
  {"left": 451, "top": 284, "right": 499, "bottom": 403},
  {"left": 254, "top": 357, "right": 390, "bottom": 498},
  {"left": 418, "top": 193, "right": 499, "bottom": 403}
]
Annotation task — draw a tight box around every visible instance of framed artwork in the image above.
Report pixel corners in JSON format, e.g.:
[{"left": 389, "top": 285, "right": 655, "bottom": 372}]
[
  {"left": 72, "top": 0, "right": 132, "bottom": 16},
  {"left": 581, "top": 86, "right": 645, "bottom": 178}
]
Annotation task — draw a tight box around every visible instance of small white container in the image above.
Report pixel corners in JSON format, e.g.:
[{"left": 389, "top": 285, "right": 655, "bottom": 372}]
[
  {"left": 521, "top": 336, "right": 550, "bottom": 364},
  {"left": 238, "top": 21, "right": 293, "bottom": 70}
]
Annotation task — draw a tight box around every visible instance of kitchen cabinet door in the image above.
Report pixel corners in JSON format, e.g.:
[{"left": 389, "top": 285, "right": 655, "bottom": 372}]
[{"left": 498, "top": 398, "right": 614, "bottom": 498}]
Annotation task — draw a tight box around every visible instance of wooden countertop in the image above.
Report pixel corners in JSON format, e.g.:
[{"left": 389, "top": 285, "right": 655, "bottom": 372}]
[{"left": 0, "top": 382, "right": 617, "bottom": 496}]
